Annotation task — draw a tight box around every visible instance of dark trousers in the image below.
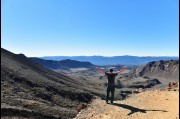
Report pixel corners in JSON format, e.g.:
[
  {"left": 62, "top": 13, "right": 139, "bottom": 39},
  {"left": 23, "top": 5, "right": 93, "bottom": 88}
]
[{"left": 106, "top": 84, "right": 115, "bottom": 103}]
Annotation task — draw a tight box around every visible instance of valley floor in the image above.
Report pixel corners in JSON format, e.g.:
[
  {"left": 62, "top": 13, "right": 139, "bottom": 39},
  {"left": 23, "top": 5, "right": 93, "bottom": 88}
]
[{"left": 75, "top": 90, "right": 179, "bottom": 119}]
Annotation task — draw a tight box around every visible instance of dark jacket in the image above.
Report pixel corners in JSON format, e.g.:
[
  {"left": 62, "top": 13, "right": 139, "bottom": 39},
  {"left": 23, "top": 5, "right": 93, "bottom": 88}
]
[{"left": 105, "top": 72, "right": 118, "bottom": 84}]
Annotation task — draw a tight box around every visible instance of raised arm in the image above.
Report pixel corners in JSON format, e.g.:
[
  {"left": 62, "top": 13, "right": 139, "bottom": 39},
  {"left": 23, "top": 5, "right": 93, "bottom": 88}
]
[
  {"left": 117, "top": 66, "right": 127, "bottom": 74},
  {"left": 96, "top": 67, "right": 105, "bottom": 74}
]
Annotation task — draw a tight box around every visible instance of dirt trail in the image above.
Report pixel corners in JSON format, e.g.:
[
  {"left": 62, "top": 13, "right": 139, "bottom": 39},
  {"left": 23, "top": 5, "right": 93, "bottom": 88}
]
[{"left": 75, "top": 90, "right": 179, "bottom": 119}]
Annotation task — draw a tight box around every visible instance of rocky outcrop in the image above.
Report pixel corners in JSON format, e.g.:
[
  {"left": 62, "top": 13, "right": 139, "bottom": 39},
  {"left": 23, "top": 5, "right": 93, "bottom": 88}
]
[
  {"left": 165, "top": 82, "right": 179, "bottom": 91},
  {"left": 138, "top": 60, "right": 179, "bottom": 83}
]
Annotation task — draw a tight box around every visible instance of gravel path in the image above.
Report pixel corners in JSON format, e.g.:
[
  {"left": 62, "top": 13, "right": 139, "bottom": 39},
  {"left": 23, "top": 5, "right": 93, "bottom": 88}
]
[{"left": 75, "top": 90, "right": 179, "bottom": 119}]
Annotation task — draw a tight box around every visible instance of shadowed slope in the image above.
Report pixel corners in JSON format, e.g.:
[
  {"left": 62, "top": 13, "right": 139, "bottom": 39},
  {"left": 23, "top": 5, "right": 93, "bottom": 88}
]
[{"left": 1, "top": 48, "right": 95, "bottom": 119}]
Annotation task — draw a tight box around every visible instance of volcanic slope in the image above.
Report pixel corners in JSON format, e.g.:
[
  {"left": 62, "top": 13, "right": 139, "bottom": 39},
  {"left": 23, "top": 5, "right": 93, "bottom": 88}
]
[
  {"left": 1, "top": 48, "right": 103, "bottom": 119},
  {"left": 138, "top": 60, "right": 179, "bottom": 87}
]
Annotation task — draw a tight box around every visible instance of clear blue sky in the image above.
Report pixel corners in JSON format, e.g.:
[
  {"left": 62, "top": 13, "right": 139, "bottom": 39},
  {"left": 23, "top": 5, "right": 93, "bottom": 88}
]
[{"left": 2, "top": 0, "right": 179, "bottom": 57}]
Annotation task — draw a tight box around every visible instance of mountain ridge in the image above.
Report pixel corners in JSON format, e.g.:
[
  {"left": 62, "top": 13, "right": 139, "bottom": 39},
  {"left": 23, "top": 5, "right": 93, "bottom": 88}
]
[
  {"left": 39, "top": 56, "right": 179, "bottom": 65},
  {"left": 29, "top": 57, "right": 94, "bottom": 69}
]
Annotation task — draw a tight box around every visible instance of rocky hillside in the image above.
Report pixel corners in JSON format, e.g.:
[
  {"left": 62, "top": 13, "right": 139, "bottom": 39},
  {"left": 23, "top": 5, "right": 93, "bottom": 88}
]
[
  {"left": 1, "top": 48, "right": 101, "bottom": 119},
  {"left": 29, "top": 57, "right": 94, "bottom": 70},
  {"left": 138, "top": 60, "right": 179, "bottom": 84}
]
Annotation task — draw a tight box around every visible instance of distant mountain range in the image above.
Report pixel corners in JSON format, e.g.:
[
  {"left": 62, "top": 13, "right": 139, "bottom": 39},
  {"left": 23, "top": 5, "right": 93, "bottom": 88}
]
[
  {"left": 40, "top": 56, "right": 179, "bottom": 65},
  {"left": 29, "top": 57, "right": 94, "bottom": 69}
]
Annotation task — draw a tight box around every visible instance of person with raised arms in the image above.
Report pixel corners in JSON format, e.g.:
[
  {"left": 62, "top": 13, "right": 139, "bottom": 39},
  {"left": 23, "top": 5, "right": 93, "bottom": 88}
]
[{"left": 96, "top": 66, "right": 127, "bottom": 104}]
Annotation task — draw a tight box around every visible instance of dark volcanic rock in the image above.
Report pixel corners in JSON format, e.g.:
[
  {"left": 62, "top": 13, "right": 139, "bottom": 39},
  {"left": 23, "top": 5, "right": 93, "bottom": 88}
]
[
  {"left": 1, "top": 48, "right": 96, "bottom": 119},
  {"left": 127, "top": 78, "right": 161, "bottom": 89}
]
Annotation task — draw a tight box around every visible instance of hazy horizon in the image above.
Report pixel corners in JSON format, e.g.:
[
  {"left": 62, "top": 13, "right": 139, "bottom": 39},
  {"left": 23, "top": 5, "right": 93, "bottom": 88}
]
[
  {"left": 40, "top": 55, "right": 179, "bottom": 57},
  {"left": 3, "top": 47, "right": 179, "bottom": 57}
]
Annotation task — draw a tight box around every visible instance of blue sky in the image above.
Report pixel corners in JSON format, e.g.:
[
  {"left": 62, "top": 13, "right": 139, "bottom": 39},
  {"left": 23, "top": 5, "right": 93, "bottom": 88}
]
[{"left": 2, "top": 0, "right": 179, "bottom": 57}]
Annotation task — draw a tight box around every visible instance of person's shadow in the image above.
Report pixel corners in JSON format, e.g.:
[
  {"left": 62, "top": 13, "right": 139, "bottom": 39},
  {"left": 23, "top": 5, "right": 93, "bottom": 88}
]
[{"left": 112, "top": 103, "right": 168, "bottom": 115}]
